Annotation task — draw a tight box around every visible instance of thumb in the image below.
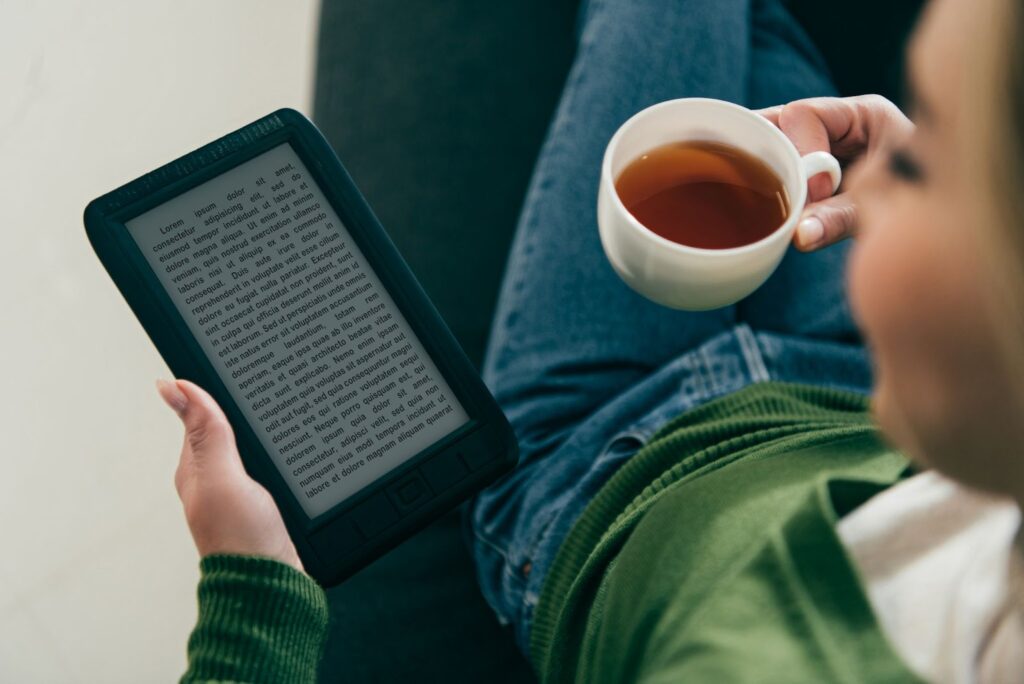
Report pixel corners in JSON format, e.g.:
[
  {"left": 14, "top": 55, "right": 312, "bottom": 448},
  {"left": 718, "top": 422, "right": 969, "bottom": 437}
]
[
  {"left": 156, "top": 378, "right": 244, "bottom": 474},
  {"left": 793, "top": 193, "right": 858, "bottom": 251}
]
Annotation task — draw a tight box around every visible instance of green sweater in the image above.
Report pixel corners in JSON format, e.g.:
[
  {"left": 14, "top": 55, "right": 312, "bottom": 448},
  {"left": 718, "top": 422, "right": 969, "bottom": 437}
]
[
  {"left": 180, "top": 381, "right": 923, "bottom": 683},
  {"left": 531, "top": 381, "right": 924, "bottom": 683},
  {"left": 180, "top": 554, "right": 329, "bottom": 683}
]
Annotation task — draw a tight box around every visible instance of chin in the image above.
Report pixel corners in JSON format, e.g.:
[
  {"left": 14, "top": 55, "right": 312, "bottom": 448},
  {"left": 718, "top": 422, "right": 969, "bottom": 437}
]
[
  {"left": 868, "top": 380, "right": 927, "bottom": 465},
  {"left": 871, "top": 378, "right": 1011, "bottom": 496}
]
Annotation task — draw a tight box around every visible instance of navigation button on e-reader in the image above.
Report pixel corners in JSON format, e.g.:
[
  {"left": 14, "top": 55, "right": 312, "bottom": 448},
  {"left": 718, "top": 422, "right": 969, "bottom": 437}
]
[
  {"left": 420, "top": 450, "right": 470, "bottom": 492},
  {"left": 350, "top": 492, "right": 400, "bottom": 538},
  {"left": 386, "top": 472, "right": 429, "bottom": 512}
]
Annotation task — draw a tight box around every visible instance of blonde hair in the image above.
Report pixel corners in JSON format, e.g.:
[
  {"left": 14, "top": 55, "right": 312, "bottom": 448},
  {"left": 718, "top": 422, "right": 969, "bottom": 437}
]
[{"left": 964, "top": 0, "right": 1024, "bottom": 412}]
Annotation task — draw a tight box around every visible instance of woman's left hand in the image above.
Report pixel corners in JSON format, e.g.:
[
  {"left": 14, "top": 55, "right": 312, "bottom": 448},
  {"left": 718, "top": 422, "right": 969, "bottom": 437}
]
[
  {"left": 756, "top": 95, "right": 914, "bottom": 251},
  {"left": 156, "top": 378, "right": 304, "bottom": 572}
]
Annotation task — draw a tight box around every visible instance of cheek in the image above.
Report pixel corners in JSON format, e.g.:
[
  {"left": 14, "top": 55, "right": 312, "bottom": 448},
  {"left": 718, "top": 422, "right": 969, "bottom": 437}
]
[
  {"left": 847, "top": 197, "right": 933, "bottom": 450},
  {"left": 849, "top": 186, "right": 1014, "bottom": 484},
  {"left": 846, "top": 190, "right": 938, "bottom": 356},
  {"left": 847, "top": 191, "right": 974, "bottom": 452}
]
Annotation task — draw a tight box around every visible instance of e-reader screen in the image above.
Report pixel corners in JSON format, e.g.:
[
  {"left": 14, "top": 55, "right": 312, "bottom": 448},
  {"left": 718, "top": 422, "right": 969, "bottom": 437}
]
[{"left": 124, "top": 142, "right": 470, "bottom": 518}]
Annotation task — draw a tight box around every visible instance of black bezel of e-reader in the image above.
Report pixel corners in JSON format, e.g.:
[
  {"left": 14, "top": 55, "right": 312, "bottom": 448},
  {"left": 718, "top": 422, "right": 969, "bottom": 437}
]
[{"left": 84, "top": 108, "right": 517, "bottom": 586}]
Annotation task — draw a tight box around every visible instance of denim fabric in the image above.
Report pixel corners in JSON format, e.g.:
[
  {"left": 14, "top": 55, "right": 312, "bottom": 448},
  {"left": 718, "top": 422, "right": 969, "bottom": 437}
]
[{"left": 466, "top": 0, "right": 870, "bottom": 657}]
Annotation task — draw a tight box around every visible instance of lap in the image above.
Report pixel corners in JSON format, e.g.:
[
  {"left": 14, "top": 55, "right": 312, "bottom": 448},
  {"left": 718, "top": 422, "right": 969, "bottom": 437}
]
[
  {"left": 469, "top": 0, "right": 870, "bottom": 655},
  {"left": 482, "top": 0, "right": 854, "bottom": 461}
]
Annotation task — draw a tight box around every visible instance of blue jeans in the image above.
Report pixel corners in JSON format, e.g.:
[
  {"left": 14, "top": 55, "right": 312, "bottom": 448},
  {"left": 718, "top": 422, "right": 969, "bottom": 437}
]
[{"left": 466, "top": 0, "right": 872, "bottom": 657}]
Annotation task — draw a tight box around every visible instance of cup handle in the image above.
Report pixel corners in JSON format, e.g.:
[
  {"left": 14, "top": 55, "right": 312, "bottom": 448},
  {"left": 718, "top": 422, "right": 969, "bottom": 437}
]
[{"left": 800, "top": 151, "right": 842, "bottom": 196}]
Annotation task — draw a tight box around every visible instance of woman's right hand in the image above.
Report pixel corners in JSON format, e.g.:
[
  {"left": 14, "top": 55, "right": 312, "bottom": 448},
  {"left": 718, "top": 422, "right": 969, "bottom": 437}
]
[
  {"left": 156, "top": 378, "right": 305, "bottom": 573},
  {"left": 757, "top": 95, "right": 914, "bottom": 251}
]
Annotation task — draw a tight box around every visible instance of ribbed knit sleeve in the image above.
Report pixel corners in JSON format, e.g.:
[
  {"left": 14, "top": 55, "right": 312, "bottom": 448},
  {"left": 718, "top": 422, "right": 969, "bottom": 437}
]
[{"left": 180, "top": 554, "right": 329, "bottom": 684}]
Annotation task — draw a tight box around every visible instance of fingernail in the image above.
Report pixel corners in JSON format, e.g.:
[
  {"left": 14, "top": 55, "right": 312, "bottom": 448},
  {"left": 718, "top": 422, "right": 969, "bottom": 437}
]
[
  {"left": 156, "top": 378, "right": 188, "bottom": 414},
  {"left": 798, "top": 215, "right": 824, "bottom": 248}
]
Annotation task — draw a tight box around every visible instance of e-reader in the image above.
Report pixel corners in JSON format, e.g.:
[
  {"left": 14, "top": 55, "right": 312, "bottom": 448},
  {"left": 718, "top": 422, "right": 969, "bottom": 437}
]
[{"left": 85, "top": 108, "right": 517, "bottom": 586}]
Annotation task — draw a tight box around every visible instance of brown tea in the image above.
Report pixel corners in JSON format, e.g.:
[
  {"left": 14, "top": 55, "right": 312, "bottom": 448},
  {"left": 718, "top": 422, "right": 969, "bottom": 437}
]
[{"left": 614, "top": 140, "right": 789, "bottom": 249}]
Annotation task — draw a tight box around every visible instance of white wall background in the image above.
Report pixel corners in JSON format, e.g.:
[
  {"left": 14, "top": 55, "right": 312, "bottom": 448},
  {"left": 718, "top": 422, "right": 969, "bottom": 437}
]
[{"left": 0, "top": 1, "right": 321, "bottom": 679}]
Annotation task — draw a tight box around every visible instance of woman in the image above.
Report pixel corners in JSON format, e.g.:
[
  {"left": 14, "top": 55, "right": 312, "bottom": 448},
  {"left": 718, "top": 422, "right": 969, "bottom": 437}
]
[{"left": 158, "top": 0, "right": 1024, "bottom": 680}]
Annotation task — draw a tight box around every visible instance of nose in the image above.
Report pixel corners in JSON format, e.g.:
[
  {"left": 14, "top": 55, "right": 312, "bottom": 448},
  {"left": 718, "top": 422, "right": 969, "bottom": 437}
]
[
  {"left": 845, "top": 151, "right": 885, "bottom": 209},
  {"left": 845, "top": 156, "right": 869, "bottom": 195}
]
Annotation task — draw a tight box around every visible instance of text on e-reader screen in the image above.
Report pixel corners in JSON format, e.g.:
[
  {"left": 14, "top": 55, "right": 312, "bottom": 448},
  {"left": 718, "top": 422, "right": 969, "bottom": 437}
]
[{"left": 125, "top": 142, "right": 470, "bottom": 517}]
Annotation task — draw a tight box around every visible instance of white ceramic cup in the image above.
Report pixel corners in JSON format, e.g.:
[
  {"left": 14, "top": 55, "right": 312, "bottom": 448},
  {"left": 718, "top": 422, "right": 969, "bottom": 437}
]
[{"left": 598, "top": 97, "right": 842, "bottom": 310}]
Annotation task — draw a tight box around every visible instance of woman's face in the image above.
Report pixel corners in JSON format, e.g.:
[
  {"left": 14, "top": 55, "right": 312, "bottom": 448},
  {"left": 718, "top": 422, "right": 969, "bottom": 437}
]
[{"left": 846, "top": 0, "right": 1024, "bottom": 497}]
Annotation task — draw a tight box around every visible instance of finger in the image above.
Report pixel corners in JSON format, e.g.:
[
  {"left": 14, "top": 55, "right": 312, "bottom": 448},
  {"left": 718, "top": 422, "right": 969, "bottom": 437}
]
[
  {"left": 793, "top": 193, "right": 858, "bottom": 251},
  {"left": 777, "top": 98, "right": 850, "bottom": 202},
  {"left": 777, "top": 97, "right": 874, "bottom": 157},
  {"left": 156, "top": 378, "right": 187, "bottom": 414},
  {"left": 163, "top": 379, "right": 245, "bottom": 475},
  {"left": 755, "top": 105, "right": 782, "bottom": 126}
]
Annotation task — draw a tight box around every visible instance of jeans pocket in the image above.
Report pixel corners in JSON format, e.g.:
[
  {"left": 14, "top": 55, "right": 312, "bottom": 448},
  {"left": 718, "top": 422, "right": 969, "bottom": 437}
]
[{"left": 595, "top": 430, "right": 646, "bottom": 468}]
